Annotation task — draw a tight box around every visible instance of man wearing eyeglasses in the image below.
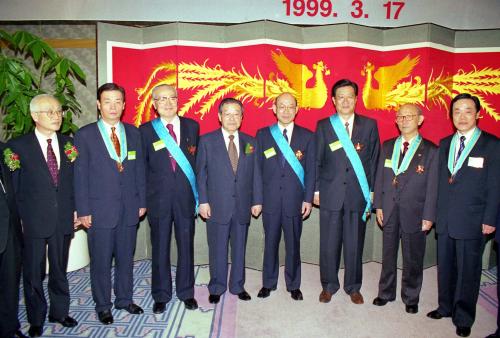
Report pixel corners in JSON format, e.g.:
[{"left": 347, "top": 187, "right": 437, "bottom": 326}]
[
  {"left": 255, "top": 92, "right": 315, "bottom": 301},
  {"left": 427, "top": 93, "right": 499, "bottom": 337},
  {"left": 372, "top": 103, "right": 438, "bottom": 315},
  {"left": 315, "top": 79, "right": 380, "bottom": 304},
  {"left": 8, "top": 94, "right": 78, "bottom": 337},
  {"left": 139, "top": 84, "right": 199, "bottom": 313}
]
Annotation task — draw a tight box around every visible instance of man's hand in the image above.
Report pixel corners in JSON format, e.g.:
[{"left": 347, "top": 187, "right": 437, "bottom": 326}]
[
  {"left": 313, "top": 192, "right": 320, "bottom": 206},
  {"left": 78, "top": 215, "right": 92, "bottom": 229},
  {"left": 199, "top": 203, "right": 211, "bottom": 220},
  {"left": 422, "top": 219, "right": 433, "bottom": 231},
  {"left": 483, "top": 224, "right": 496, "bottom": 235},
  {"left": 251, "top": 205, "right": 262, "bottom": 217},
  {"left": 73, "top": 211, "right": 82, "bottom": 229},
  {"left": 302, "top": 202, "right": 312, "bottom": 219},
  {"left": 376, "top": 209, "right": 384, "bottom": 226},
  {"left": 139, "top": 208, "right": 147, "bottom": 217}
]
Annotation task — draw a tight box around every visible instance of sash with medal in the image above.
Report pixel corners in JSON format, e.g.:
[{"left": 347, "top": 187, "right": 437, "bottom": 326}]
[
  {"left": 390, "top": 134, "right": 422, "bottom": 185},
  {"left": 269, "top": 124, "right": 305, "bottom": 189},
  {"left": 447, "top": 128, "right": 481, "bottom": 183},
  {"left": 97, "top": 119, "right": 127, "bottom": 171},
  {"left": 151, "top": 118, "right": 199, "bottom": 214},
  {"left": 329, "top": 114, "right": 371, "bottom": 221}
]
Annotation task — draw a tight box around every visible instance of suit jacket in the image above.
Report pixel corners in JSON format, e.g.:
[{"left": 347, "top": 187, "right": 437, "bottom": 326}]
[
  {"left": 9, "top": 132, "right": 74, "bottom": 238},
  {"left": 140, "top": 117, "right": 199, "bottom": 218},
  {"left": 74, "top": 122, "right": 146, "bottom": 228},
  {"left": 196, "top": 129, "right": 263, "bottom": 225},
  {"left": 373, "top": 137, "right": 438, "bottom": 233},
  {"left": 256, "top": 124, "right": 315, "bottom": 216},
  {"left": 436, "top": 131, "right": 500, "bottom": 239},
  {"left": 0, "top": 142, "right": 21, "bottom": 254},
  {"left": 315, "top": 114, "right": 380, "bottom": 212}
]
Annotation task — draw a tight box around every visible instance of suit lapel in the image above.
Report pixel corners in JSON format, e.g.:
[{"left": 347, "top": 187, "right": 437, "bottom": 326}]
[
  {"left": 217, "top": 129, "right": 235, "bottom": 176},
  {"left": 29, "top": 133, "right": 54, "bottom": 185},
  {"left": 94, "top": 123, "right": 119, "bottom": 172},
  {"left": 236, "top": 131, "right": 246, "bottom": 176},
  {"left": 398, "top": 141, "right": 425, "bottom": 190},
  {"left": 351, "top": 114, "right": 361, "bottom": 142}
]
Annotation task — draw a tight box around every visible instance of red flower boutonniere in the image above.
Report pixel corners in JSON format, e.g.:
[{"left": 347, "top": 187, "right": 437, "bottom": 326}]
[
  {"left": 187, "top": 145, "right": 196, "bottom": 156},
  {"left": 3, "top": 148, "right": 20, "bottom": 171},
  {"left": 416, "top": 165, "right": 425, "bottom": 174},
  {"left": 64, "top": 142, "right": 79, "bottom": 162},
  {"left": 295, "top": 150, "right": 304, "bottom": 160},
  {"left": 245, "top": 143, "right": 255, "bottom": 155}
]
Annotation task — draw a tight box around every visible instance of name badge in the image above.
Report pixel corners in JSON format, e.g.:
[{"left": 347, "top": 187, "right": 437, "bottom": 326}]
[
  {"left": 128, "top": 150, "right": 136, "bottom": 160},
  {"left": 264, "top": 147, "right": 277, "bottom": 159},
  {"left": 384, "top": 159, "right": 392, "bottom": 168},
  {"left": 153, "top": 140, "right": 165, "bottom": 151},
  {"left": 329, "top": 140, "right": 342, "bottom": 152},
  {"left": 468, "top": 156, "right": 484, "bottom": 168}
]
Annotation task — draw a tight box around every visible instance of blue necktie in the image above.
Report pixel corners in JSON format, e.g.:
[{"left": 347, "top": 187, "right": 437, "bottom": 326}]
[
  {"left": 280, "top": 128, "right": 289, "bottom": 168},
  {"left": 454, "top": 136, "right": 466, "bottom": 167}
]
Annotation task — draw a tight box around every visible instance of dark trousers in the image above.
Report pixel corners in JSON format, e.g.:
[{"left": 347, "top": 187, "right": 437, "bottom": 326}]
[
  {"left": 319, "top": 208, "right": 366, "bottom": 295},
  {"left": 262, "top": 211, "right": 302, "bottom": 291},
  {"left": 149, "top": 205, "right": 195, "bottom": 303},
  {"left": 377, "top": 206, "right": 426, "bottom": 305},
  {"left": 437, "top": 233, "right": 484, "bottom": 328},
  {"left": 23, "top": 233, "right": 71, "bottom": 325},
  {"left": 495, "top": 240, "right": 499, "bottom": 334},
  {"left": 207, "top": 216, "right": 249, "bottom": 295},
  {"left": 0, "top": 227, "right": 21, "bottom": 337},
  {"left": 87, "top": 221, "right": 137, "bottom": 312}
]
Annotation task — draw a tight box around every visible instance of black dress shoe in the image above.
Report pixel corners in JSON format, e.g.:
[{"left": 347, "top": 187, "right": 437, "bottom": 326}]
[
  {"left": 290, "top": 289, "right": 303, "bottom": 301},
  {"left": 28, "top": 326, "right": 42, "bottom": 338},
  {"left": 238, "top": 291, "right": 251, "bottom": 301},
  {"left": 97, "top": 310, "right": 114, "bottom": 325},
  {"left": 209, "top": 294, "right": 220, "bottom": 304},
  {"left": 372, "top": 297, "right": 389, "bottom": 306},
  {"left": 153, "top": 302, "right": 166, "bottom": 314},
  {"left": 183, "top": 298, "right": 198, "bottom": 310},
  {"left": 257, "top": 287, "right": 271, "bottom": 298},
  {"left": 405, "top": 304, "right": 418, "bottom": 314},
  {"left": 456, "top": 326, "right": 471, "bottom": 337},
  {"left": 48, "top": 315, "right": 78, "bottom": 327},
  {"left": 427, "top": 309, "right": 448, "bottom": 319},
  {"left": 116, "top": 303, "right": 144, "bottom": 314},
  {"left": 14, "top": 330, "right": 28, "bottom": 338}
]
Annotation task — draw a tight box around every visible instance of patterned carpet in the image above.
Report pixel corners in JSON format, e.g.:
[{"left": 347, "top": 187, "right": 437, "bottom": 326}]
[{"left": 17, "top": 260, "right": 498, "bottom": 338}]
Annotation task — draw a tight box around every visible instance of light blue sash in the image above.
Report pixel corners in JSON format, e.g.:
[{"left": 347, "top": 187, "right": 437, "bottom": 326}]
[
  {"left": 391, "top": 134, "right": 422, "bottom": 176},
  {"left": 152, "top": 118, "right": 198, "bottom": 214},
  {"left": 97, "top": 119, "right": 127, "bottom": 163},
  {"left": 269, "top": 124, "right": 305, "bottom": 188},
  {"left": 447, "top": 127, "right": 481, "bottom": 177},
  {"left": 329, "top": 115, "right": 371, "bottom": 221}
]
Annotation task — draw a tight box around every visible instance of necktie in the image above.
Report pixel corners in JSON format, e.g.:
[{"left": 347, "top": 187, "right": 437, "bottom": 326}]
[
  {"left": 228, "top": 134, "right": 238, "bottom": 174},
  {"left": 47, "top": 139, "right": 58, "bottom": 186},
  {"left": 166, "top": 124, "right": 177, "bottom": 172},
  {"left": 454, "top": 136, "right": 466, "bottom": 167},
  {"left": 110, "top": 126, "right": 123, "bottom": 172},
  {"left": 399, "top": 141, "right": 409, "bottom": 166},
  {"left": 280, "top": 128, "right": 289, "bottom": 168},
  {"left": 345, "top": 121, "right": 350, "bottom": 138}
]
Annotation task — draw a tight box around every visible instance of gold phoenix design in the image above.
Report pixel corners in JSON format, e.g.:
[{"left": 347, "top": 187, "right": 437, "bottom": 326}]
[{"left": 134, "top": 51, "right": 500, "bottom": 126}]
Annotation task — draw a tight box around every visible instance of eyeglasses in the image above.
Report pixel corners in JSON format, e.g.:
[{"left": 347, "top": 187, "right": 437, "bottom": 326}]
[
  {"left": 36, "top": 110, "right": 65, "bottom": 118},
  {"left": 154, "top": 96, "right": 178, "bottom": 103},
  {"left": 396, "top": 114, "right": 417, "bottom": 122},
  {"left": 276, "top": 105, "right": 297, "bottom": 112}
]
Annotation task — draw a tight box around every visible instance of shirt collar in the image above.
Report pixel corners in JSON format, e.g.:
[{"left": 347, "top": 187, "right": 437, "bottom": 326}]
[
  {"left": 161, "top": 115, "right": 180, "bottom": 128},
  {"left": 277, "top": 122, "right": 294, "bottom": 136},
  {"left": 338, "top": 113, "right": 355, "bottom": 126},
  {"left": 221, "top": 127, "right": 239, "bottom": 141},
  {"left": 456, "top": 127, "right": 477, "bottom": 141},
  {"left": 34, "top": 127, "right": 56, "bottom": 141}
]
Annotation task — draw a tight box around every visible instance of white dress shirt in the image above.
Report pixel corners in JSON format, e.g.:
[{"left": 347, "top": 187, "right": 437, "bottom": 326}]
[
  {"left": 161, "top": 115, "right": 181, "bottom": 145},
  {"left": 35, "top": 128, "right": 60, "bottom": 169},
  {"left": 454, "top": 127, "right": 477, "bottom": 160},
  {"left": 401, "top": 134, "right": 418, "bottom": 152},
  {"left": 221, "top": 128, "right": 240, "bottom": 157},
  {"left": 277, "top": 122, "right": 294, "bottom": 145},
  {"left": 100, "top": 119, "right": 122, "bottom": 145},
  {"left": 339, "top": 114, "right": 355, "bottom": 138}
]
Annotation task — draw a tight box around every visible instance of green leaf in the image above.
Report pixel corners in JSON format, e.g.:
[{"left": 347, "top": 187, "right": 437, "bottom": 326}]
[
  {"left": 30, "top": 41, "right": 43, "bottom": 64},
  {"left": 69, "top": 60, "right": 86, "bottom": 82}
]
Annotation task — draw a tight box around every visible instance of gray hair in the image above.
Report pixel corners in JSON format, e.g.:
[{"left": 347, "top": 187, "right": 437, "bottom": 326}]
[
  {"left": 151, "top": 84, "right": 177, "bottom": 99},
  {"left": 30, "top": 94, "right": 60, "bottom": 112}
]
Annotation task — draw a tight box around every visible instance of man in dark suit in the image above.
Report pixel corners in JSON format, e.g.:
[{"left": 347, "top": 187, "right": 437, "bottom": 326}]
[
  {"left": 255, "top": 92, "right": 315, "bottom": 301},
  {"left": 314, "top": 79, "right": 380, "bottom": 304},
  {"left": 9, "top": 94, "right": 78, "bottom": 337},
  {"left": 74, "top": 83, "right": 146, "bottom": 325},
  {"left": 0, "top": 142, "right": 26, "bottom": 338},
  {"left": 426, "top": 93, "right": 499, "bottom": 337},
  {"left": 372, "top": 103, "right": 438, "bottom": 314},
  {"left": 140, "top": 84, "right": 199, "bottom": 313},
  {"left": 196, "top": 98, "right": 263, "bottom": 304},
  {"left": 486, "top": 209, "right": 500, "bottom": 338}
]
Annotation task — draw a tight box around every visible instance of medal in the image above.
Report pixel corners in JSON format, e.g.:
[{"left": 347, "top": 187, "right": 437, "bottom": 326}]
[
  {"left": 355, "top": 142, "right": 363, "bottom": 151},
  {"left": 416, "top": 165, "right": 424, "bottom": 174},
  {"left": 392, "top": 176, "right": 398, "bottom": 186},
  {"left": 117, "top": 162, "right": 124, "bottom": 172},
  {"left": 448, "top": 176, "right": 454, "bottom": 184}
]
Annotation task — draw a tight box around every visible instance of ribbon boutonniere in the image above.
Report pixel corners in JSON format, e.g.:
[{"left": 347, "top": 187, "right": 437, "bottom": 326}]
[
  {"left": 295, "top": 150, "right": 304, "bottom": 160},
  {"left": 64, "top": 142, "right": 79, "bottom": 162},
  {"left": 416, "top": 165, "right": 425, "bottom": 174},
  {"left": 3, "top": 148, "right": 20, "bottom": 171},
  {"left": 354, "top": 142, "right": 364, "bottom": 152},
  {"left": 187, "top": 145, "right": 196, "bottom": 156},
  {"left": 245, "top": 143, "right": 255, "bottom": 155}
]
